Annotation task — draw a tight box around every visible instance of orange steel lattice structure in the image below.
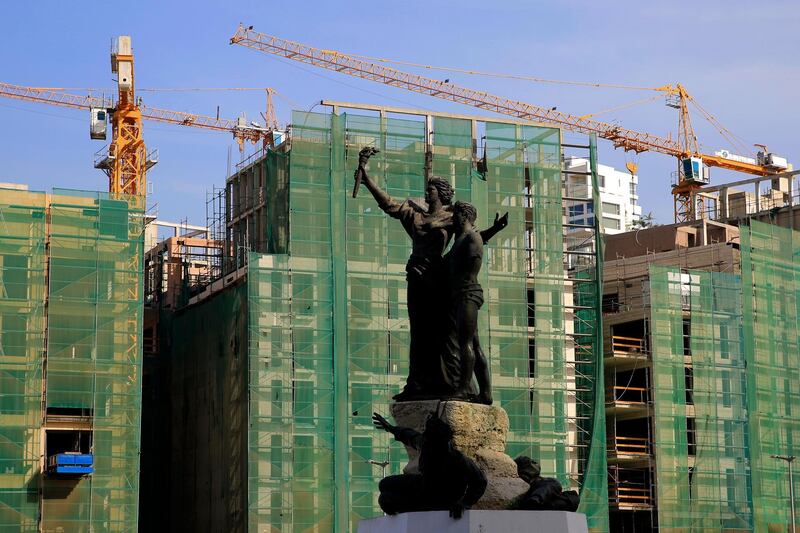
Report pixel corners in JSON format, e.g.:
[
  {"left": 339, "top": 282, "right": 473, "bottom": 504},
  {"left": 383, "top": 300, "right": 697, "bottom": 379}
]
[
  {"left": 0, "top": 82, "right": 272, "bottom": 158},
  {"left": 230, "top": 25, "right": 784, "bottom": 222}
]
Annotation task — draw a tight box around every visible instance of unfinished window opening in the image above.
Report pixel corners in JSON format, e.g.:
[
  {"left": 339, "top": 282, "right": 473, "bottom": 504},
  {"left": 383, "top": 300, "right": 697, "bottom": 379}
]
[
  {"left": 610, "top": 319, "right": 647, "bottom": 355},
  {"left": 610, "top": 367, "right": 649, "bottom": 404},
  {"left": 608, "top": 465, "right": 654, "bottom": 513},
  {"left": 610, "top": 417, "right": 651, "bottom": 457},
  {"left": 602, "top": 292, "right": 620, "bottom": 314},
  {"left": 528, "top": 337, "right": 536, "bottom": 379},
  {"left": 686, "top": 417, "right": 696, "bottom": 456},
  {"left": 682, "top": 319, "right": 691, "bottom": 357},
  {"left": 685, "top": 366, "right": 694, "bottom": 405},
  {"left": 45, "top": 429, "right": 93, "bottom": 476}
]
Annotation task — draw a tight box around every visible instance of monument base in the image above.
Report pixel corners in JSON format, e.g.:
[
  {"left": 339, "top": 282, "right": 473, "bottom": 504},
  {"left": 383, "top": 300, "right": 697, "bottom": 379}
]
[
  {"left": 390, "top": 400, "right": 528, "bottom": 509},
  {"left": 357, "top": 510, "right": 589, "bottom": 533}
]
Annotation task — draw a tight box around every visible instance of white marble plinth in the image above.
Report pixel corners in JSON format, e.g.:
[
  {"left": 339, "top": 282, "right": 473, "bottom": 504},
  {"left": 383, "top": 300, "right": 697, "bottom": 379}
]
[{"left": 357, "top": 510, "right": 589, "bottom": 533}]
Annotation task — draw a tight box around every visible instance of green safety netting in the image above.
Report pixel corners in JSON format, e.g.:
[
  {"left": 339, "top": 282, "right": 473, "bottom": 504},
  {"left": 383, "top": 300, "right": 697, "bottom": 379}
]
[
  {"left": 158, "top": 283, "right": 248, "bottom": 532},
  {"left": 247, "top": 110, "right": 607, "bottom": 532},
  {"left": 650, "top": 265, "right": 691, "bottom": 530},
  {"left": 649, "top": 222, "right": 800, "bottom": 533},
  {"left": 741, "top": 221, "right": 800, "bottom": 532},
  {"left": 650, "top": 265, "right": 752, "bottom": 531},
  {"left": 0, "top": 187, "right": 144, "bottom": 532},
  {"left": 0, "top": 188, "right": 46, "bottom": 532}
]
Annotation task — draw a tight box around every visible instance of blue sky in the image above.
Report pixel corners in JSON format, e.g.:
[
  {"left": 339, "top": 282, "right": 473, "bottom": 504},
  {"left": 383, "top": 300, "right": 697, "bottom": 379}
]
[{"left": 1, "top": 1, "right": 798, "bottom": 225}]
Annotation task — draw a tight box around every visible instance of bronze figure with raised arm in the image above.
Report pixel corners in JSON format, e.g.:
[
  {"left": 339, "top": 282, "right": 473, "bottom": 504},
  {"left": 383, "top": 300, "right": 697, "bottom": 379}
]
[{"left": 441, "top": 201, "right": 491, "bottom": 403}]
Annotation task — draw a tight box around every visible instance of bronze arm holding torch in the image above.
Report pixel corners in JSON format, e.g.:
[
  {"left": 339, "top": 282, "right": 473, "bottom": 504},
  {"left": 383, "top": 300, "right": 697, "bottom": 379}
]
[{"left": 353, "top": 146, "right": 380, "bottom": 198}]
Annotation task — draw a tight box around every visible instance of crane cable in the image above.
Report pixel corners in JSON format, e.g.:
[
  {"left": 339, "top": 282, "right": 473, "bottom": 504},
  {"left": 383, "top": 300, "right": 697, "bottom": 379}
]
[
  {"left": 307, "top": 50, "right": 757, "bottom": 156},
  {"left": 341, "top": 52, "right": 662, "bottom": 92},
  {"left": 578, "top": 94, "right": 664, "bottom": 119},
  {"left": 31, "top": 86, "right": 279, "bottom": 93},
  {"left": 686, "top": 98, "right": 751, "bottom": 156}
]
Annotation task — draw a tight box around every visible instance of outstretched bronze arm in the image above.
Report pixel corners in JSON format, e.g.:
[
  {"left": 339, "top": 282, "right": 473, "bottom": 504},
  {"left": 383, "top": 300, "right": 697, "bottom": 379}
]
[
  {"left": 353, "top": 148, "right": 399, "bottom": 211},
  {"left": 372, "top": 412, "right": 423, "bottom": 449},
  {"left": 479, "top": 212, "right": 509, "bottom": 244},
  {"left": 372, "top": 412, "right": 398, "bottom": 436}
]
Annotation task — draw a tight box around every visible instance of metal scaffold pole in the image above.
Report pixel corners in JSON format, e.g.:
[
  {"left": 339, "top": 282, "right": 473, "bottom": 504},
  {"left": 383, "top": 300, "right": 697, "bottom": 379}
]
[{"left": 772, "top": 454, "right": 797, "bottom": 533}]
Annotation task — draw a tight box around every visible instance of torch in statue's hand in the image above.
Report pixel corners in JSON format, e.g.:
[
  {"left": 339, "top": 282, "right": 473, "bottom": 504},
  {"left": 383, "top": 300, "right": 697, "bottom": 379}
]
[{"left": 353, "top": 146, "right": 380, "bottom": 198}]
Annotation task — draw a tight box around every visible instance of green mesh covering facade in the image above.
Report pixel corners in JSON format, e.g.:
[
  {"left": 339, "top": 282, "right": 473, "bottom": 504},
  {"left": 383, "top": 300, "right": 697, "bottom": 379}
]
[
  {"left": 741, "top": 221, "right": 800, "bottom": 532},
  {"left": 647, "top": 221, "right": 800, "bottom": 532},
  {"left": 0, "top": 188, "right": 46, "bottom": 531},
  {"left": 0, "top": 187, "right": 144, "bottom": 531},
  {"left": 246, "top": 110, "right": 607, "bottom": 532},
  {"left": 650, "top": 265, "right": 751, "bottom": 531}
]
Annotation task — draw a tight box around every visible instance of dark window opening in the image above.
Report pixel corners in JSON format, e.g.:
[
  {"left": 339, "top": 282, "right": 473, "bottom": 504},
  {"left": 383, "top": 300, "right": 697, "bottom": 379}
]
[
  {"left": 603, "top": 293, "right": 621, "bottom": 314},
  {"left": 46, "top": 430, "right": 92, "bottom": 457},
  {"left": 527, "top": 289, "right": 536, "bottom": 328},
  {"left": 46, "top": 406, "right": 94, "bottom": 418},
  {"left": 528, "top": 338, "right": 536, "bottom": 379},
  {"left": 687, "top": 417, "right": 696, "bottom": 456},
  {"left": 685, "top": 367, "right": 694, "bottom": 405},
  {"left": 682, "top": 319, "right": 692, "bottom": 356}
]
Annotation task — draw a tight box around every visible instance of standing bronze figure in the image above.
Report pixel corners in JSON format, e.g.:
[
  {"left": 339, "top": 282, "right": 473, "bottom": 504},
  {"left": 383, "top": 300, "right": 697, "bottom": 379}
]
[{"left": 440, "top": 201, "right": 491, "bottom": 403}]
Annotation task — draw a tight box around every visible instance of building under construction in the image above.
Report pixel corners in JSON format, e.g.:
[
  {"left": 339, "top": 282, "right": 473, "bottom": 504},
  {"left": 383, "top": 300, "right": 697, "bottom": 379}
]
[
  {"left": 136, "top": 103, "right": 800, "bottom": 533},
  {"left": 138, "top": 104, "right": 609, "bottom": 532},
  {"left": 3, "top": 99, "right": 800, "bottom": 533},
  {"left": 602, "top": 183, "right": 800, "bottom": 532},
  {"left": 0, "top": 186, "right": 144, "bottom": 531}
]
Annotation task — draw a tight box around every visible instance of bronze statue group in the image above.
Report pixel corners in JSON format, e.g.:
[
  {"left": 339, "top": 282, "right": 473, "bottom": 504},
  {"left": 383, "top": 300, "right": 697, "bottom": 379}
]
[
  {"left": 354, "top": 147, "right": 579, "bottom": 518},
  {"left": 355, "top": 147, "right": 505, "bottom": 404}
]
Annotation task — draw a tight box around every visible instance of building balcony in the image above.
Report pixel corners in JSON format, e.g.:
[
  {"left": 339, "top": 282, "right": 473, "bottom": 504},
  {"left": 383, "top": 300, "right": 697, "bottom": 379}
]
[
  {"left": 605, "top": 335, "right": 649, "bottom": 371},
  {"left": 608, "top": 480, "right": 653, "bottom": 510},
  {"left": 608, "top": 464, "right": 654, "bottom": 511},
  {"left": 606, "top": 386, "right": 649, "bottom": 421},
  {"left": 607, "top": 435, "right": 651, "bottom": 467}
]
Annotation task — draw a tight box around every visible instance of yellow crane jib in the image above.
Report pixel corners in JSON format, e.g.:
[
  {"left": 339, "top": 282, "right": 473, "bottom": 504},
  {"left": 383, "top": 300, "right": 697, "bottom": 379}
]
[{"left": 229, "top": 25, "right": 790, "bottom": 223}]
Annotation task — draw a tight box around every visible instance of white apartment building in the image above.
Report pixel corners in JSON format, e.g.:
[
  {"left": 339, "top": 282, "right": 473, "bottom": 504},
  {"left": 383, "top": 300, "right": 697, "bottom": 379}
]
[{"left": 564, "top": 157, "right": 642, "bottom": 234}]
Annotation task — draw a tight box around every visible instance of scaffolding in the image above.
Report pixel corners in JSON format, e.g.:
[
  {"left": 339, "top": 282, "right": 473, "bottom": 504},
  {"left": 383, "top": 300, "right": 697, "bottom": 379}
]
[
  {"left": 144, "top": 236, "right": 223, "bottom": 310},
  {"left": 0, "top": 187, "right": 144, "bottom": 531},
  {"left": 0, "top": 188, "right": 46, "bottom": 531},
  {"left": 246, "top": 107, "right": 607, "bottom": 532},
  {"left": 741, "top": 220, "right": 800, "bottom": 532},
  {"left": 208, "top": 148, "right": 290, "bottom": 279},
  {"left": 564, "top": 135, "right": 608, "bottom": 531},
  {"left": 650, "top": 266, "right": 751, "bottom": 531},
  {"left": 600, "top": 218, "right": 800, "bottom": 532}
]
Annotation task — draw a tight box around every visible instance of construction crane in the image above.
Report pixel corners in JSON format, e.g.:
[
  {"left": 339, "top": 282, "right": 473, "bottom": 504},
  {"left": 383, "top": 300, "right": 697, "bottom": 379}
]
[
  {"left": 105, "top": 36, "right": 147, "bottom": 197},
  {"left": 229, "top": 25, "right": 789, "bottom": 222},
  {"left": 0, "top": 36, "right": 273, "bottom": 197}
]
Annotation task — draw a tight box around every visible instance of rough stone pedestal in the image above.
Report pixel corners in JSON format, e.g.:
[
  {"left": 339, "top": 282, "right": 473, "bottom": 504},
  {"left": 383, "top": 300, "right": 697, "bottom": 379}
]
[
  {"left": 357, "top": 510, "right": 589, "bottom": 533},
  {"left": 390, "top": 400, "right": 528, "bottom": 509}
]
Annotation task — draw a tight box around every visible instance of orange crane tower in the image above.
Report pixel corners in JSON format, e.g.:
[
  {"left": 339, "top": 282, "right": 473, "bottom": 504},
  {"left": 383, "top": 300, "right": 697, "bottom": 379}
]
[
  {"left": 230, "top": 25, "right": 789, "bottom": 221},
  {"left": 0, "top": 36, "right": 273, "bottom": 198},
  {"left": 105, "top": 36, "right": 146, "bottom": 196}
]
